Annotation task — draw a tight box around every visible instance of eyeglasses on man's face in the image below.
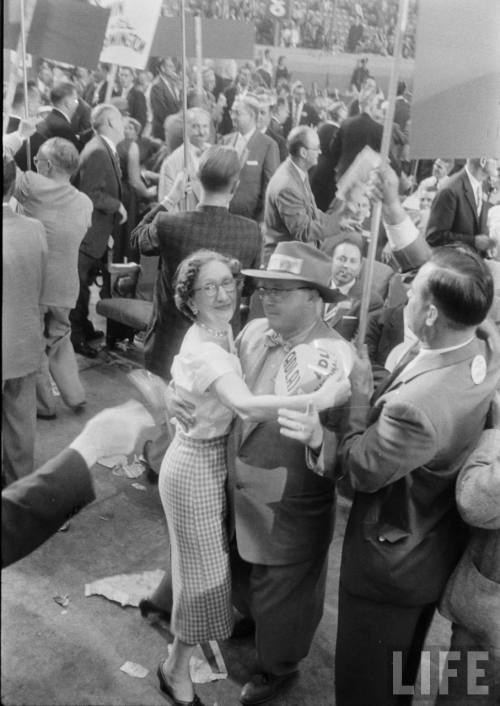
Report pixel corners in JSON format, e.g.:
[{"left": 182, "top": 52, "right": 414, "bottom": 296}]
[
  {"left": 256, "top": 286, "right": 312, "bottom": 301},
  {"left": 194, "top": 277, "right": 237, "bottom": 297}
]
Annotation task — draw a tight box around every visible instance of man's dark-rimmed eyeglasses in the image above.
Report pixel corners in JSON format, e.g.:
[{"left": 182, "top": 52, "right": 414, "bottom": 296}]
[{"left": 257, "top": 286, "right": 312, "bottom": 301}]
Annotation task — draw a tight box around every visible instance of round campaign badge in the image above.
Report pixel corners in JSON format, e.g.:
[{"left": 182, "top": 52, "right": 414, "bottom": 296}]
[
  {"left": 275, "top": 343, "right": 340, "bottom": 396},
  {"left": 470, "top": 355, "right": 487, "bottom": 385}
]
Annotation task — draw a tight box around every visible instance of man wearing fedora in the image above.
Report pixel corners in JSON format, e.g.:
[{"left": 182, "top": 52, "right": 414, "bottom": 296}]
[{"left": 227, "top": 241, "right": 350, "bottom": 705}]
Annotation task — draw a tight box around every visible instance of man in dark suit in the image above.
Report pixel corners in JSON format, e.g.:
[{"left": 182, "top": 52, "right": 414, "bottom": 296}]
[
  {"left": 263, "top": 126, "right": 342, "bottom": 264},
  {"left": 14, "top": 82, "right": 82, "bottom": 171},
  {"left": 2, "top": 401, "right": 153, "bottom": 568},
  {"left": 393, "top": 80, "right": 410, "bottom": 133},
  {"left": 221, "top": 94, "right": 279, "bottom": 222},
  {"left": 324, "top": 237, "right": 387, "bottom": 340},
  {"left": 114, "top": 66, "right": 147, "bottom": 131},
  {"left": 218, "top": 63, "right": 253, "bottom": 136},
  {"left": 132, "top": 145, "right": 261, "bottom": 381},
  {"left": 70, "top": 104, "right": 127, "bottom": 358},
  {"left": 426, "top": 158, "right": 497, "bottom": 253},
  {"left": 330, "top": 83, "right": 389, "bottom": 182},
  {"left": 256, "top": 95, "right": 288, "bottom": 162},
  {"left": 83, "top": 63, "right": 109, "bottom": 107},
  {"left": 131, "top": 145, "right": 261, "bottom": 474},
  {"left": 335, "top": 177, "right": 500, "bottom": 704},
  {"left": 150, "top": 58, "right": 181, "bottom": 140},
  {"left": 283, "top": 81, "right": 320, "bottom": 138},
  {"left": 310, "top": 101, "right": 348, "bottom": 211}
]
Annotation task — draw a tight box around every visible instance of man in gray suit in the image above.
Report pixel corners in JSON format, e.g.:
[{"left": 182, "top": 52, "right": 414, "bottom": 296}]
[
  {"left": 221, "top": 94, "right": 279, "bottom": 222},
  {"left": 2, "top": 156, "right": 47, "bottom": 487},
  {"left": 263, "top": 125, "right": 342, "bottom": 264}
]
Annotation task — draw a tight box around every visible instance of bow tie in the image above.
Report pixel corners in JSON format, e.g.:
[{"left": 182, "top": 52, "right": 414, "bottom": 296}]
[{"left": 264, "top": 330, "right": 293, "bottom": 353}]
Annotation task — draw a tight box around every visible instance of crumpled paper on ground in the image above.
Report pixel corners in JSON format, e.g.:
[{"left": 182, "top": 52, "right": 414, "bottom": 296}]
[
  {"left": 85, "top": 569, "right": 165, "bottom": 607},
  {"left": 166, "top": 641, "right": 228, "bottom": 683},
  {"left": 120, "top": 661, "right": 149, "bottom": 678},
  {"left": 97, "top": 454, "right": 145, "bottom": 478}
]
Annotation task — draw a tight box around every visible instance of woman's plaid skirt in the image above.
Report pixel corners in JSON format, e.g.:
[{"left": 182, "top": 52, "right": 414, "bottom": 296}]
[{"left": 158, "top": 431, "right": 233, "bottom": 643}]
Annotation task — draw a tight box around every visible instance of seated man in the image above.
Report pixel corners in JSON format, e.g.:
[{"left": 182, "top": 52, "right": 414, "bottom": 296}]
[{"left": 324, "top": 237, "right": 385, "bottom": 340}]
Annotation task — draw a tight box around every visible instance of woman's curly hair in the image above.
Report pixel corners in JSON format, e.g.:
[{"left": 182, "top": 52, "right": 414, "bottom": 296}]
[{"left": 173, "top": 249, "right": 242, "bottom": 322}]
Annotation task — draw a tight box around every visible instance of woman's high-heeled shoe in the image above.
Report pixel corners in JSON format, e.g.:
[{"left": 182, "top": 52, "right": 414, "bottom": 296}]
[{"left": 157, "top": 662, "right": 206, "bottom": 706}]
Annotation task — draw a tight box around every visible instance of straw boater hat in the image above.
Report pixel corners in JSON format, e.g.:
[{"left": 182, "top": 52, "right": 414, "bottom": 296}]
[{"left": 241, "top": 241, "right": 341, "bottom": 304}]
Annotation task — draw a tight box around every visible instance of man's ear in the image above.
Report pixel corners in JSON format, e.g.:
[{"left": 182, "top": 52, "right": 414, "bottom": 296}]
[{"left": 425, "top": 303, "right": 438, "bottom": 327}]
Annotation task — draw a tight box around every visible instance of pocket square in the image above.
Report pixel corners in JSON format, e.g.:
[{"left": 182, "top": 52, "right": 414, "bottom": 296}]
[{"left": 246, "top": 160, "right": 258, "bottom": 165}]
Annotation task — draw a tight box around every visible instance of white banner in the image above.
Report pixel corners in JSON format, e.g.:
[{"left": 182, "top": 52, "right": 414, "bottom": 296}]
[{"left": 98, "top": 0, "right": 162, "bottom": 70}]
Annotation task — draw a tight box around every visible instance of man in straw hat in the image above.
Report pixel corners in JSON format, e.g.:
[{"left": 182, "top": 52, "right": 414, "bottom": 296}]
[{"left": 224, "top": 241, "right": 351, "bottom": 704}]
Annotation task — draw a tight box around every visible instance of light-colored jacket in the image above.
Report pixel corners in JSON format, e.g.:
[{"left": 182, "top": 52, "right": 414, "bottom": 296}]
[{"left": 439, "top": 427, "right": 500, "bottom": 648}]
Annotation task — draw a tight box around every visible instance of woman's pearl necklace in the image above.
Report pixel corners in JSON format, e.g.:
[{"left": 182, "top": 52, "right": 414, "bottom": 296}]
[{"left": 196, "top": 321, "right": 228, "bottom": 338}]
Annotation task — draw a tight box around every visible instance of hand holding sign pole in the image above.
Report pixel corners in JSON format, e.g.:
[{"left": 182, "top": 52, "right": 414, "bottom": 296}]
[{"left": 356, "top": 0, "right": 410, "bottom": 354}]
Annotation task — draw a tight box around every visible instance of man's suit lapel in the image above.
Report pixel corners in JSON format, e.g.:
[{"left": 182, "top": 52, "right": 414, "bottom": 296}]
[
  {"left": 385, "top": 338, "right": 481, "bottom": 396},
  {"left": 286, "top": 159, "right": 317, "bottom": 218},
  {"left": 461, "top": 170, "right": 479, "bottom": 228}
]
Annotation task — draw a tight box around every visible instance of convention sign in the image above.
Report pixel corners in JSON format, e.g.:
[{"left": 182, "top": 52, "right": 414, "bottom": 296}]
[
  {"left": 26, "top": 0, "right": 110, "bottom": 69},
  {"left": 98, "top": 0, "right": 162, "bottom": 70},
  {"left": 410, "top": 0, "right": 500, "bottom": 158}
]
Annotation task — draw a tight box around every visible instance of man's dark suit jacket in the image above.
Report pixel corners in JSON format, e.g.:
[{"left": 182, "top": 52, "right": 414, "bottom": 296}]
[
  {"left": 127, "top": 87, "right": 147, "bottom": 130},
  {"left": 365, "top": 304, "right": 405, "bottom": 388},
  {"left": 425, "top": 168, "right": 489, "bottom": 248},
  {"left": 150, "top": 77, "right": 180, "bottom": 140},
  {"left": 75, "top": 135, "right": 122, "bottom": 260},
  {"left": 283, "top": 100, "right": 320, "bottom": 138},
  {"left": 2, "top": 449, "right": 94, "bottom": 568},
  {"left": 113, "top": 86, "right": 148, "bottom": 130},
  {"left": 264, "top": 124, "right": 288, "bottom": 163},
  {"left": 393, "top": 95, "right": 410, "bottom": 132},
  {"left": 131, "top": 204, "right": 261, "bottom": 379},
  {"left": 310, "top": 122, "right": 339, "bottom": 211},
  {"left": 14, "top": 109, "right": 82, "bottom": 171},
  {"left": 330, "top": 112, "right": 384, "bottom": 181},
  {"left": 221, "top": 130, "right": 280, "bottom": 221}
]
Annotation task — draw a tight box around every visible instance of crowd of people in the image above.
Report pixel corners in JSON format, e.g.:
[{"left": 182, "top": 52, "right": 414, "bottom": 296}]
[
  {"left": 158, "top": 0, "right": 418, "bottom": 55},
  {"left": 3, "top": 46, "right": 500, "bottom": 706}
]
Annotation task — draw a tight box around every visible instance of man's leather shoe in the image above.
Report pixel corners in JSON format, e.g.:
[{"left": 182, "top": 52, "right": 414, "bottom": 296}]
[
  {"left": 139, "top": 598, "right": 171, "bottom": 623},
  {"left": 239, "top": 672, "right": 298, "bottom": 705},
  {"left": 73, "top": 340, "right": 98, "bottom": 358},
  {"left": 85, "top": 329, "right": 104, "bottom": 341}
]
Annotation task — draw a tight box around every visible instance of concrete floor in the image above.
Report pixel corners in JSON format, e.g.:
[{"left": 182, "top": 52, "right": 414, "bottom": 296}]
[{"left": 1, "top": 300, "right": 451, "bottom": 706}]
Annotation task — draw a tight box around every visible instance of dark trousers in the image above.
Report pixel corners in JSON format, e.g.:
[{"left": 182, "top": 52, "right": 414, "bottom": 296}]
[
  {"left": 230, "top": 541, "right": 330, "bottom": 676},
  {"left": 335, "top": 583, "right": 435, "bottom": 706},
  {"left": 70, "top": 250, "right": 105, "bottom": 344}
]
